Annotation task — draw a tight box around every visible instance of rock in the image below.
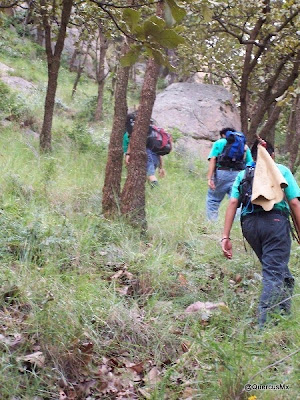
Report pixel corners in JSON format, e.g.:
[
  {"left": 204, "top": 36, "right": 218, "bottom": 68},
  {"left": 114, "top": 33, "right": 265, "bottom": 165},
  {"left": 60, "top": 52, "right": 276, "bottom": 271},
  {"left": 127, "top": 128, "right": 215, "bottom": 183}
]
[
  {"left": 152, "top": 83, "right": 241, "bottom": 160},
  {"left": 1, "top": 75, "right": 37, "bottom": 93},
  {"left": 0, "top": 62, "right": 14, "bottom": 76}
]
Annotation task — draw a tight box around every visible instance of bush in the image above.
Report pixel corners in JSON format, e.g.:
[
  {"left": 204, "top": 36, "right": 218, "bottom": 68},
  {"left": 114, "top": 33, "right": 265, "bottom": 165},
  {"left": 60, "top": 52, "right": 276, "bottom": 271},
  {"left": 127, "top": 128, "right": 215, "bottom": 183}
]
[
  {"left": 0, "top": 81, "right": 32, "bottom": 121},
  {"left": 68, "top": 120, "right": 95, "bottom": 152}
]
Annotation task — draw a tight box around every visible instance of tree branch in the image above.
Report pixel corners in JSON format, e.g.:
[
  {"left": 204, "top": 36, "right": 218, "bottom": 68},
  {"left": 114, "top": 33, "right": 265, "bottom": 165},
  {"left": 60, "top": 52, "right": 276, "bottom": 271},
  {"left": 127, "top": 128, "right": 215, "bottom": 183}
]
[
  {"left": 88, "top": 0, "right": 160, "bottom": 8},
  {"left": 88, "top": 0, "right": 139, "bottom": 43}
]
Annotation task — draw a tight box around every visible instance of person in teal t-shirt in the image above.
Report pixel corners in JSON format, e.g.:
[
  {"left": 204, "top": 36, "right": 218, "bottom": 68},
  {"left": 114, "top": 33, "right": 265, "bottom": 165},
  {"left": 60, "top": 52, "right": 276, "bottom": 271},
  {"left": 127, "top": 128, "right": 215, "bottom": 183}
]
[
  {"left": 222, "top": 139, "right": 300, "bottom": 328},
  {"left": 206, "top": 127, "right": 253, "bottom": 220}
]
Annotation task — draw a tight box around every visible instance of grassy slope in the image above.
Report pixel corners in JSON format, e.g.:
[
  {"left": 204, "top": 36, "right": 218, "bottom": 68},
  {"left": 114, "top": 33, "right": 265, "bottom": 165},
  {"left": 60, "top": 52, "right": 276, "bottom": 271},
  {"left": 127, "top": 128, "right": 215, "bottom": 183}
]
[{"left": 0, "top": 20, "right": 300, "bottom": 400}]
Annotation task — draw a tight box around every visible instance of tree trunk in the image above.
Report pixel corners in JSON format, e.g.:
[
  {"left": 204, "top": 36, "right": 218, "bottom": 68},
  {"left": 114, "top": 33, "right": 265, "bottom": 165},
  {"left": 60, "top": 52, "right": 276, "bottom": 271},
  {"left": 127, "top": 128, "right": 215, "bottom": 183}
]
[
  {"left": 120, "top": 0, "right": 163, "bottom": 228},
  {"left": 239, "top": 14, "right": 267, "bottom": 136},
  {"left": 257, "top": 103, "right": 281, "bottom": 144},
  {"left": 39, "top": 0, "right": 73, "bottom": 153},
  {"left": 286, "top": 83, "right": 300, "bottom": 172},
  {"left": 248, "top": 49, "right": 300, "bottom": 143},
  {"left": 72, "top": 42, "right": 90, "bottom": 98},
  {"left": 120, "top": 57, "right": 160, "bottom": 226},
  {"left": 101, "top": 40, "right": 131, "bottom": 216},
  {"left": 94, "top": 25, "right": 108, "bottom": 121},
  {"left": 36, "top": 26, "right": 44, "bottom": 46},
  {"left": 69, "top": 48, "right": 79, "bottom": 72}
]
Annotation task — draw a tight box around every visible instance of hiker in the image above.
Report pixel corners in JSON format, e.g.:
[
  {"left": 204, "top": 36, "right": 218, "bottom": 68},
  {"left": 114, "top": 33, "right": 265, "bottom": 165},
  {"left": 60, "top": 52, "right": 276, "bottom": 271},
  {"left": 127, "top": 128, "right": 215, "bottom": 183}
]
[
  {"left": 123, "top": 113, "right": 171, "bottom": 187},
  {"left": 221, "top": 139, "right": 300, "bottom": 327},
  {"left": 206, "top": 127, "right": 253, "bottom": 221}
]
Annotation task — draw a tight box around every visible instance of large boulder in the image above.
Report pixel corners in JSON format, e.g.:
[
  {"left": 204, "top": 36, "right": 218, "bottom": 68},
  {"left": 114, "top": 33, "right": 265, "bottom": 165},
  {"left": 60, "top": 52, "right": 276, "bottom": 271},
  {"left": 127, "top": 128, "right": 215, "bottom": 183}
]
[{"left": 152, "top": 83, "right": 241, "bottom": 160}]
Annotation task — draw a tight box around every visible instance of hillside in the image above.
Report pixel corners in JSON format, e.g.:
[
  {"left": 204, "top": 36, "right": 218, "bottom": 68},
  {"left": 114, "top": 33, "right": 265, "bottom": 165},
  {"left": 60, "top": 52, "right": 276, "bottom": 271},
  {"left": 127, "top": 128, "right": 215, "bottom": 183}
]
[{"left": 0, "top": 18, "right": 300, "bottom": 400}]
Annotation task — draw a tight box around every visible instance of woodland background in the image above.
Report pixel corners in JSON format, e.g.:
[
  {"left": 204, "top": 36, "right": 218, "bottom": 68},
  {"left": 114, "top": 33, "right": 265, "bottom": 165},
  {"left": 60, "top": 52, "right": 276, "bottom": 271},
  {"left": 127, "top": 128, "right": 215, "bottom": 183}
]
[{"left": 0, "top": 1, "right": 300, "bottom": 399}]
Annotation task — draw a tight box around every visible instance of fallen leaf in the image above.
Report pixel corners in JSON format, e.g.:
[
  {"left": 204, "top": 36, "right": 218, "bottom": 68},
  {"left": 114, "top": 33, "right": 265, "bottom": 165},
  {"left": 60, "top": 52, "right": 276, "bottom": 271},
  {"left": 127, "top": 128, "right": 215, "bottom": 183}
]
[
  {"left": 17, "top": 351, "right": 45, "bottom": 368},
  {"left": 182, "top": 386, "right": 196, "bottom": 399},
  {"left": 144, "top": 366, "right": 161, "bottom": 386},
  {"left": 185, "top": 301, "right": 228, "bottom": 313},
  {"left": 0, "top": 333, "right": 24, "bottom": 349},
  {"left": 234, "top": 273, "right": 243, "bottom": 283},
  {"left": 111, "top": 270, "right": 124, "bottom": 280},
  {"left": 117, "top": 286, "right": 130, "bottom": 296},
  {"left": 127, "top": 361, "right": 145, "bottom": 374},
  {"left": 178, "top": 273, "right": 188, "bottom": 286},
  {"left": 181, "top": 342, "right": 191, "bottom": 352}
]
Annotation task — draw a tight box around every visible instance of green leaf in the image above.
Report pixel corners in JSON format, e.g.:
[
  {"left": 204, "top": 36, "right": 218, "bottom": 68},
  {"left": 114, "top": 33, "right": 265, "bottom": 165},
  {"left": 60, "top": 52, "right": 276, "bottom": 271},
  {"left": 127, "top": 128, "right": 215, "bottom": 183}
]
[
  {"left": 143, "top": 20, "right": 162, "bottom": 39},
  {"left": 122, "top": 8, "right": 141, "bottom": 31},
  {"left": 120, "top": 48, "right": 139, "bottom": 67},
  {"left": 148, "top": 16, "right": 166, "bottom": 30},
  {"left": 201, "top": 4, "right": 213, "bottom": 23},
  {"left": 151, "top": 49, "right": 166, "bottom": 65},
  {"left": 156, "top": 29, "right": 185, "bottom": 49},
  {"left": 165, "top": 0, "right": 186, "bottom": 24}
]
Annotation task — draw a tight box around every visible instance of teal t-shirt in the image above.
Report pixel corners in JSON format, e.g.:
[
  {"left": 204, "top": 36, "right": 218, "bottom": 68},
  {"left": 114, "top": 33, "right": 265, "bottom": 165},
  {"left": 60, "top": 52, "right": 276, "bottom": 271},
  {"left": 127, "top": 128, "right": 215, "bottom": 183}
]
[
  {"left": 231, "top": 162, "right": 300, "bottom": 216},
  {"left": 208, "top": 138, "right": 253, "bottom": 164},
  {"left": 123, "top": 132, "right": 130, "bottom": 154}
]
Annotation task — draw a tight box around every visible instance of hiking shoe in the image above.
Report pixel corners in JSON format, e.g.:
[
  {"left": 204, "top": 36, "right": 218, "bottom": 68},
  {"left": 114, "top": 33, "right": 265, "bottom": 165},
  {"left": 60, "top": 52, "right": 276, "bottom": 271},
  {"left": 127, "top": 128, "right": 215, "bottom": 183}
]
[{"left": 150, "top": 181, "right": 159, "bottom": 188}]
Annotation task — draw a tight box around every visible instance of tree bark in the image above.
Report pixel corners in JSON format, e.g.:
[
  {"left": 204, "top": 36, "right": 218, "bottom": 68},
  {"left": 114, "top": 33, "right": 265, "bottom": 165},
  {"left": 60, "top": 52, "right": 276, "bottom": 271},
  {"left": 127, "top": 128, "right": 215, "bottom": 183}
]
[
  {"left": 101, "top": 39, "right": 131, "bottom": 216},
  {"left": 248, "top": 49, "right": 300, "bottom": 144},
  {"left": 72, "top": 41, "right": 90, "bottom": 98},
  {"left": 286, "top": 82, "right": 300, "bottom": 172},
  {"left": 120, "top": 0, "right": 163, "bottom": 228},
  {"left": 39, "top": 0, "right": 73, "bottom": 153},
  {"left": 257, "top": 103, "right": 281, "bottom": 144},
  {"left": 120, "top": 57, "right": 160, "bottom": 226},
  {"left": 94, "top": 24, "right": 108, "bottom": 121}
]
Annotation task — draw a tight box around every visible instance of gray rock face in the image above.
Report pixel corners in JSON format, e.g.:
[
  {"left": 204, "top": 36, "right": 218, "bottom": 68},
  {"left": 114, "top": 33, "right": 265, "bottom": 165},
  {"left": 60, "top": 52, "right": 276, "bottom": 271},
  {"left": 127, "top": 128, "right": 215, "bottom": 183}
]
[
  {"left": 152, "top": 83, "right": 241, "bottom": 159},
  {"left": 153, "top": 83, "right": 240, "bottom": 140}
]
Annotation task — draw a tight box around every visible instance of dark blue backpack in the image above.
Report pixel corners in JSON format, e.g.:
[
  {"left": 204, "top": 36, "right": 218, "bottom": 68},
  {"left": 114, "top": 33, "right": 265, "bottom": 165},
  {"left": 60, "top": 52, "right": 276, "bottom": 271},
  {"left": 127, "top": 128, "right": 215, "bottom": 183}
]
[{"left": 218, "top": 131, "right": 246, "bottom": 170}]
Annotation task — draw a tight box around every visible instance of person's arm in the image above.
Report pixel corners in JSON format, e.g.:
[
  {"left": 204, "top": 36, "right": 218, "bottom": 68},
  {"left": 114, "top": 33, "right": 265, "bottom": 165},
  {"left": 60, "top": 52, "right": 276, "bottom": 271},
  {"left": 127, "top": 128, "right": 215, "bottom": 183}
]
[
  {"left": 221, "top": 198, "right": 239, "bottom": 259},
  {"left": 207, "top": 157, "right": 216, "bottom": 190},
  {"left": 288, "top": 198, "right": 300, "bottom": 229},
  {"left": 125, "top": 142, "right": 131, "bottom": 166},
  {"left": 158, "top": 156, "right": 165, "bottom": 177}
]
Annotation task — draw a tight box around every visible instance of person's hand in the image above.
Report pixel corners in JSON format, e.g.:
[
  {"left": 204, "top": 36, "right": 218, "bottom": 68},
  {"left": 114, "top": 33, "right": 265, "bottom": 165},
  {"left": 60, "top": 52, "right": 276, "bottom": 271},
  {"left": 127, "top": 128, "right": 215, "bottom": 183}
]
[
  {"left": 208, "top": 178, "right": 215, "bottom": 190},
  {"left": 221, "top": 238, "right": 232, "bottom": 259},
  {"left": 125, "top": 154, "right": 130, "bottom": 166},
  {"left": 159, "top": 168, "right": 166, "bottom": 178},
  {"left": 257, "top": 136, "right": 267, "bottom": 148}
]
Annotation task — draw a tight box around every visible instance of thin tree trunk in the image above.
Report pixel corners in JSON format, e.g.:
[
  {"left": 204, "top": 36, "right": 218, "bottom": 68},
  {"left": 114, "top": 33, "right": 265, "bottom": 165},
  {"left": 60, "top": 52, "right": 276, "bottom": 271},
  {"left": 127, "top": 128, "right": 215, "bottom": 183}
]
[
  {"left": 120, "top": 1, "right": 163, "bottom": 228},
  {"left": 286, "top": 83, "right": 300, "bottom": 172},
  {"left": 94, "top": 25, "right": 108, "bottom": 121},
  {"left": 40, "top": 0, "right": 73, "bottom": 153},
  {"left": 36, "top": 25, "right": 44, "bottom": 46},
  {"left": 101, "top": 40, "right": 131, "bottom": 216},
  {"left": 248, "top": 49, "right": 300, "bottom": 143},
  {"left": 72, "top": 42, "right": 90, "bottom": 98},
  {"left": 258, "top": 103, "right": 281, "bottom": 143},
  {"left": 120, "top": 58, "right": 160, "bottom": 226},
  {"left": 69, "top": 48, "right": 79, "bottom": 72}
]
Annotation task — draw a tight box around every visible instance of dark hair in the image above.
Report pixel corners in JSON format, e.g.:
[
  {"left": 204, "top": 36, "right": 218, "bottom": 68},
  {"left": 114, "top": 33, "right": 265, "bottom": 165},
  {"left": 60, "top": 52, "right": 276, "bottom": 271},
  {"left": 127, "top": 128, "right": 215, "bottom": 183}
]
[
  {"left": 220, "top": 127, "right": 236, "bottom": 138},
  {"left": 251, "top": 139, "right": 274, "bottom": 160},
  {"left": 126, "top": 112, "right": 137, "bottom": 136}
]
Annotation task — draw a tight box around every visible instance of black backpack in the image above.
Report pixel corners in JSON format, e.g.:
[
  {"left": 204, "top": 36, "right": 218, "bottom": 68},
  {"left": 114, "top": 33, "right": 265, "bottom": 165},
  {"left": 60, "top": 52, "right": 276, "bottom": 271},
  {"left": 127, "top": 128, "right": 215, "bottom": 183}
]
[
  {"left": 146, "top": 125, "right": 172, "bottom": 156},
  {"left": 238, "top": 165, "right": 255, "bottom": 207},
  {"left": 238, "top": 164, "right": 262, "bottom": 211},
  {"left": 218, "top": 131, "right": 246, "bottom": 170}
]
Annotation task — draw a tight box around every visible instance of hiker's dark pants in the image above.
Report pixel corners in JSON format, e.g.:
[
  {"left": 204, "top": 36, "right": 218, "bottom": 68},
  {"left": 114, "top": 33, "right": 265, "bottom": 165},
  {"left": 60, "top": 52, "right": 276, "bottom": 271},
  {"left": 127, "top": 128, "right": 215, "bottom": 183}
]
[{"left": 241, "top": 211, "right": 294, "bottom": 327}]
